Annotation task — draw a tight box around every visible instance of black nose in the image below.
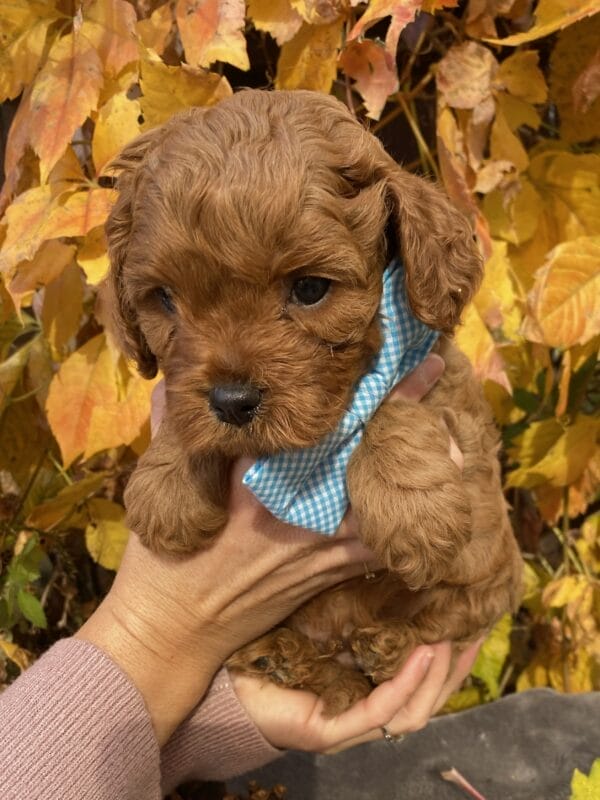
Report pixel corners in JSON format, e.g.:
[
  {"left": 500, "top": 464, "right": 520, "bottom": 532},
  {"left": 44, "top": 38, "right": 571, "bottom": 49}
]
[{"left": 208, "top": 384, "right": 262, "bottom": 426}]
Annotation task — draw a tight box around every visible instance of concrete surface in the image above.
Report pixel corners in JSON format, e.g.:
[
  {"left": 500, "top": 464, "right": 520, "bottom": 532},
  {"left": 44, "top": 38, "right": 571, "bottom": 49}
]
[{"left": 229, "top": 689, "right": 600, "bottom": 799}]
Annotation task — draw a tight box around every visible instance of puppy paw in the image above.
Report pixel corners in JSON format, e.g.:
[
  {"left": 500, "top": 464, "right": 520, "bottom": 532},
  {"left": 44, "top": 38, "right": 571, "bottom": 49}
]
[
  {"left": 228, "top": 629, "right": 322, "bottom": 688},
  {"left": 124, "top": 426, "right": 228, "bottom": 554},
  {"left": 348, "top": 401, "right": 472, "bottom": 590},
  {"left": 319, "top": 671, "right": 372, "bottom": 717},
  {"left": 350, "top": 625, "right": 418, "bottom": 683}
]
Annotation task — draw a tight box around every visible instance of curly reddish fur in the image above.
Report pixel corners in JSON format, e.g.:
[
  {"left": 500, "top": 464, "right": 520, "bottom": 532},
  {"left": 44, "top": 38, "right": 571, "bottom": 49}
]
[{"left": 105, "top": 90, "right": 523, "bottom": 715}]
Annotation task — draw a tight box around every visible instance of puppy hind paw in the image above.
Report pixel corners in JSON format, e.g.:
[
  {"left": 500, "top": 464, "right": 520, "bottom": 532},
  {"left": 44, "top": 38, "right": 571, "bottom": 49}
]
[
  {"left": 350, "top": 625, "right": 418, "bottom": 683},
  {"left": 319, "top": 672, "right": 372, "bottom": 718}
]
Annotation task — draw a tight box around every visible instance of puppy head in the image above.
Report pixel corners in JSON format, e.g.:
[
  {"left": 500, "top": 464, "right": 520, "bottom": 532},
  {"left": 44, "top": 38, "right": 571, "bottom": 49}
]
[{"left": 105, "top": 90, "right": 482, "bottom": 457}]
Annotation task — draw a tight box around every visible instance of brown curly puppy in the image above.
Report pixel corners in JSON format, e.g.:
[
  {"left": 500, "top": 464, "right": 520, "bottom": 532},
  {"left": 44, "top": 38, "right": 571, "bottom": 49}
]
[{"left": 105, "top": 90, "right": 523, "bottom": 715}]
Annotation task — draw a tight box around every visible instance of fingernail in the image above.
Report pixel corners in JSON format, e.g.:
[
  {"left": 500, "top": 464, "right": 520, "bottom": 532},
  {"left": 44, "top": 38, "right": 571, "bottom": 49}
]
[
  {"left": 421, "top": 354, "right": 445, "bottom": 388},
  {"left": 419, "top": 649, "right": 435, "bottom": 673}
]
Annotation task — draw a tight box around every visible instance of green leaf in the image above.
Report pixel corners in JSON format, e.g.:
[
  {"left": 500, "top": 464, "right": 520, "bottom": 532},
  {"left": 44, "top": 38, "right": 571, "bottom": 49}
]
[
  {"left": 17, "top": 589, "right": 47, "bottom": 628},
  {"left": 471, "top": 614, "right": 512, "bottom": 698},
  {"left": 571, "top": 759, "right": 600, "bottom": 799}
]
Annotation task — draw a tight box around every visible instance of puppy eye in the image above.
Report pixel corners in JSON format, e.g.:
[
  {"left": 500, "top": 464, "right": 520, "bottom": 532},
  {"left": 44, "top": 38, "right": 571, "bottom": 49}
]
[
  {"left": 151, "top": 286, "right": 176, "bottom": 314},
  {"left": 290, "top": 276, "right": 331, "bottom": 306}
]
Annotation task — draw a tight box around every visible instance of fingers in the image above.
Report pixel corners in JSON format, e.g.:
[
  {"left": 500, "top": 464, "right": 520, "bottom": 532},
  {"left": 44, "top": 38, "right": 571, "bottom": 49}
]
[
  {"left": 388, "top": 353, "right": 445, "bottom": 403},
  {"left": 318, "top": 646, "right": 435, "bottom": 752},
  {"left": 432, "top": 638, "right": 483, "bottom": 713}
]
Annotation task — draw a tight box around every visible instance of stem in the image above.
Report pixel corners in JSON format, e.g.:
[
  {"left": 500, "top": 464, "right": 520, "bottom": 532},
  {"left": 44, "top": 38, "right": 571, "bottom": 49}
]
[
  {"left": 441, "top": 768, "right": 489, "bottom": 800},
  {"left": 397, "top": 94, "right": 439, "bottom": 178}
]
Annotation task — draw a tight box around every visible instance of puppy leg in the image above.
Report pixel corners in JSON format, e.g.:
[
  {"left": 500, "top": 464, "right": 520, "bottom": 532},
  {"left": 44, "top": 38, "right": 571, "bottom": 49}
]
[
  {"left": 347, "top": 400, "right": 472, "bottom": 590},
  {"left": 125, "top": 419, "right": 228, "bottom": 553},
  {"left": 229, "top": 629, "right": 372, "bottom": 716},
  {"left": 350, "top": 622, "right": 419, "bottom": 683}
]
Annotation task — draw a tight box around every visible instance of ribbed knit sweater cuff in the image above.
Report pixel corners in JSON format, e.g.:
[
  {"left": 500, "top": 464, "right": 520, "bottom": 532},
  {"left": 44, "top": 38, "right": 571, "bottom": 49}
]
[
  {"left": 0, "top": 638, "right": 160, "bottom": 800},
  {"left": 161, "top": 668, "right": 283, "bottom": 792}
]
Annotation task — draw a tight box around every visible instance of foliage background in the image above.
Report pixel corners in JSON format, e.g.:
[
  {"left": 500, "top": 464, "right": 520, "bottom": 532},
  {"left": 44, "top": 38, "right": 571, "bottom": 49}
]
[{"left": 0, "top": 0, "right": 599, "bottom": 740}]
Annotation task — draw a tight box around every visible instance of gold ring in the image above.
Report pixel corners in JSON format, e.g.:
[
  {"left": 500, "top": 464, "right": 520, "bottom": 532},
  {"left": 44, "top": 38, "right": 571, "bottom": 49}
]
[{"left": 363, "top": 562, "right": 377, "bottom": 581}]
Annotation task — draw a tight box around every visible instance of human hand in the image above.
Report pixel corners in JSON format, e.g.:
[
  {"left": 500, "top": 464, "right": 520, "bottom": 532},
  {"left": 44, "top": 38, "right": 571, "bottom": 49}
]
[
  {"left": 231, "top": 639, "right": 482, "bottom": 753},
  {"left": 76, "top": 353, "right": 451, "bottom": 745}
]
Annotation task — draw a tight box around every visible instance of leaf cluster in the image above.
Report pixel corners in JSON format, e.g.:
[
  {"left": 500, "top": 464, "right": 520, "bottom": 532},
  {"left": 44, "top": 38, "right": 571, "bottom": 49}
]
[{"left": 0, "top": 0, "right": 599, "bottom": 713}]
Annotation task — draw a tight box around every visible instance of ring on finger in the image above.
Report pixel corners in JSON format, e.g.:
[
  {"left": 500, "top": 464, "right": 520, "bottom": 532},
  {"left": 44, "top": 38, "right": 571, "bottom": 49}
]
[
  {"left": 381, "top": 726, "right": 405, "bottom": 744},
  {"left": 363, "top": 562, "right": 377, "bottom": 582}
]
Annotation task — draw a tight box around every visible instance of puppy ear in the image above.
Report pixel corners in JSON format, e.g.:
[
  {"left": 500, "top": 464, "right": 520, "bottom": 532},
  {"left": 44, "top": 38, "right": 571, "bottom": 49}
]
[
  {"left": 104, "top": 128, "right": 163, "bottom": 379},
  {"left": 384, "top": 169, "right": 483, "bottom": 333}
]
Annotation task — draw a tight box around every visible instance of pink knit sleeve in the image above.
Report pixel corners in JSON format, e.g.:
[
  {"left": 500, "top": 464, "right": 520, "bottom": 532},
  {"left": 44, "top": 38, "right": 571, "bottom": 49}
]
[
  {"left": 0, "top": 639, "right": 281, "bottom": 800},
  {"left": 160, "top": 668, "right": 282, "bottom": 794},
  {"left": 0, "top": 639, "right": 161, "bottom": 800}
]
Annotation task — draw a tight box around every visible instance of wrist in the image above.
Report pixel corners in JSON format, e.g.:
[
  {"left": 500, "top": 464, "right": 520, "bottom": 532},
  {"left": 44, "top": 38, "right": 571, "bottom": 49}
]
[{"left": 76, "top": 590, "right": 223, "bottom": 745}]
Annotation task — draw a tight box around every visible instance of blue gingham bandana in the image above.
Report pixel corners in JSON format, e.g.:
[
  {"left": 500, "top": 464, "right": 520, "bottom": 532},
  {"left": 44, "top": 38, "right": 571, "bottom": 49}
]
[{"left": 242, "top": 259, "right": 439, "bottom": 534}]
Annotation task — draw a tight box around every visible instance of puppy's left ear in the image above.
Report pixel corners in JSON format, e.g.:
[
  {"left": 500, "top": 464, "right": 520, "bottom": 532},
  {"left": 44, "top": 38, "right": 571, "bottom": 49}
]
[
  {"left": 104, "top": 128, "right": 164, "bottom": 378},
  {"left": 384, "top": 168, "right": 483, "bottom": 333}
]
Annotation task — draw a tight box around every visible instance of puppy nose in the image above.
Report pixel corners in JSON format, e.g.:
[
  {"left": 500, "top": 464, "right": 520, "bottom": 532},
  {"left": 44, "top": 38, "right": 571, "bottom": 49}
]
[{"left": 208, "top": 383, "right": 262, "bottom": 426}]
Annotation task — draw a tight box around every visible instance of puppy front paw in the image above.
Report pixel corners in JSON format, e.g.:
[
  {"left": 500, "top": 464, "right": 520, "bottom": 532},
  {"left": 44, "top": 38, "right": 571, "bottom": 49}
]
[
  {"left": 124, "top": 429, "right": 228, "bottom": 554},
  {"left": 348, "top": 402, "right": 472, "bottom": 590}
]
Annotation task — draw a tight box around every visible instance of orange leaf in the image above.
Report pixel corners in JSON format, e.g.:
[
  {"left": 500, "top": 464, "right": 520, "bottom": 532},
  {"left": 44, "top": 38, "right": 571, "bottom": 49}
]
[
  {"left": 80, "top": 0, "right": 138, "bottom": 78},
  {"left": 8, "top": 240, "right": 76, "bottom": 311},
  {"left": 339, "top": 40, "right": 398, "bottom": 120},
  {"left": 348, "top": 0, "right": 421, "bottom": 56},
  {"left": 29, "top": 17, "right": 103, "bottom": 182},
  {"left": 45, "top": 334, "right": 118, "bottom": 467},
  {"left": 0, "top": 184, "right": 75, "bottom": 280},
  {"left": 176, "top": 0, "right": 249, "bottom": 70},
  {"left": 42, "top": 188, "right": 116, "bottom": 240}
]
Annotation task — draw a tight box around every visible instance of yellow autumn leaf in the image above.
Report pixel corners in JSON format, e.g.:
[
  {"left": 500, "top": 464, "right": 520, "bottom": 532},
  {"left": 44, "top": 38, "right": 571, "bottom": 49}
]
[
  {"left": 291, "top": 0, "right": 346, "bottom": 25},
  {"left": 543, "top": 574, "right": 589, "bottom": 609},
  {"left": 0, "top": 0, "right": 57, "bottom": 103},
  {"left": 490, "top": 106, "right": 529, "bottom": 173},
  {"left": 45, "top": 334, "right": 119, "bottom": 467},
  {"left": 521, "top": 237, "right": 600, "bottom": 349},
  {"left": 28, "top": 21, "right": 104, "bottom": 182},
  {"left": 41, "top": 188, "right": 116, "bottom": 241},
  {"left": 136, "top": 3, "right": 174, "bottom": 55},
  {"left": 471, "top": 613, "right": 512, "bottom": 698},
  {"left": 248, "top": 0, "right": 302, "bottom": 44},
  {"left": 26, "top": 473, "right": 107, "bottom": 531},
  {"left": 484, "top": 0, "right": 600, "bottom": 46},
  {"left": 8, "top": 240, "right": 76, "bottom": 312},
  {"left": 550, "top": 15, "right": 600, "bottom": 145},
  {"left": 508, "top": 415, "right": 600, "bottom": 489},
  {"left": 93, "top": 93, "right": 142, "bottom": 175},
  {"left": 0, "top": 184, "right": 76, "bottom": 279},
  {"left": 139, "top": 54, "right": 232, "bottom": 129},
  {"left": 472, "top": 239, "right": 522, "bottom": 341},
  {"left": 529, "top": 151, "right": 600, "bottom": 243},
  {"left": 85, "top": 498, "right": 129, "bottom": 571},
  {"left": 41, "top": 261, "right": 84, "bottom": 358},
  {"left": 0, "top": 338, "right": 34, "bottom": 411},
  {"left": 85, "top": 366, "right": 158, "bottom": 459},
  {"left": 494, "top": 51, "right": 547, "bottom": 104},
  {"left": 483, "top": 178, "right": 543, "bottom": 247},
  {"left": 0, "top": 637, "right": 31, "bottom": 671},
  {"left": 276, "top": 20, "right": 342, "bottom": 93},
  {"left": 77, "top": 226, "right": 110, "bottom": 285},
  {"left": 455, "top": 302, "right": 512, "bottom": 392},
  {"left": 176, "top": 0, "right": 249, "bottom": 71}
]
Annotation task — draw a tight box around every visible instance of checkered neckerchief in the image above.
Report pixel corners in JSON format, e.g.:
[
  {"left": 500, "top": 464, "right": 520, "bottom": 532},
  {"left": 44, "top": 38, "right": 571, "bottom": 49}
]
[{"left": 242, "top": 260, "right": 439, "bottom": 534}]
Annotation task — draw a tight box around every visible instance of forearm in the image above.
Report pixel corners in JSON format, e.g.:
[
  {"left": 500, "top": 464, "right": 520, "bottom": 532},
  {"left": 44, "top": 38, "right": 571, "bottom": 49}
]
[
  {"left": 160, "top": 668, "right": 281, "bottom": 794},
  {"left": 0, "top": 639, "right": 160, "bottom": 800}
]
